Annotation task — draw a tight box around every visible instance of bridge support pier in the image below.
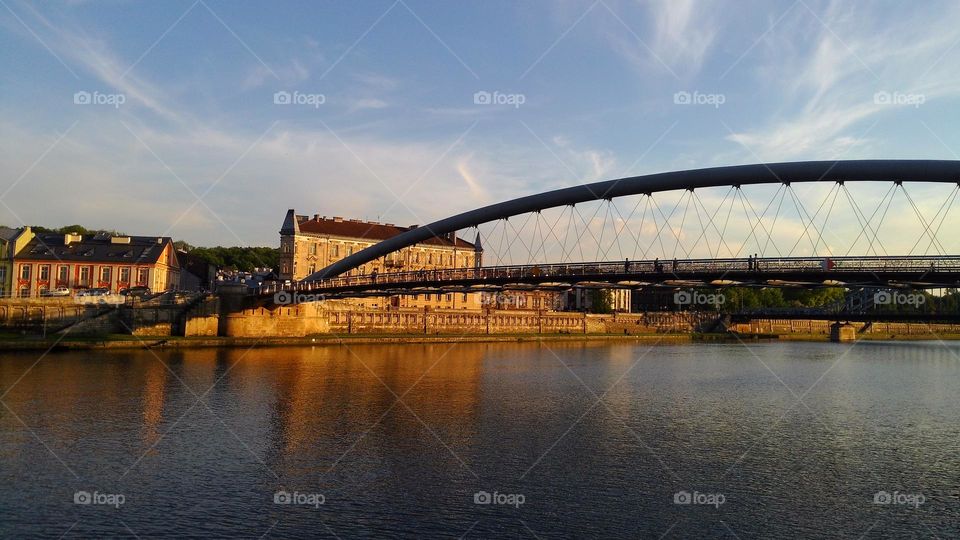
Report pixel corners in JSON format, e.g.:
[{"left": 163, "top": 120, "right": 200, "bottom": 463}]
[{"left": 830, "top": 322, "right": 857, "bottom": 343}]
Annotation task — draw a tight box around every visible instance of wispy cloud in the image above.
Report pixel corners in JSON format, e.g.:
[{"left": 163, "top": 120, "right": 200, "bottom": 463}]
[{"left": 725, "top": 0, "right": 960, "bottom": 159}]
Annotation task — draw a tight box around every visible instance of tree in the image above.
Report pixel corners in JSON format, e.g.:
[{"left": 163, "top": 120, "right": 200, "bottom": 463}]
[{"left": 588, "top": 289, "right": 614, "bottom": 313}]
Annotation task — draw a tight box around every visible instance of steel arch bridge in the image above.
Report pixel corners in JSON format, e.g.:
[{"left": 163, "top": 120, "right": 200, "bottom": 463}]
[{"left": 262, "top": 160, "right": 960, "bottom": 301}]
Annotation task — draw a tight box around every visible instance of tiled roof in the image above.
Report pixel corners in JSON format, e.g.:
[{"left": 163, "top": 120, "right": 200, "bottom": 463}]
[
  {"left": 294, "top": 216, "right": 477, "bottom": 249},
  {"left": 0, "top": 226, "right": 20, "bottom": 242},
  {"left": 16, "top": 233, "right": 176, "bottom": 265}
]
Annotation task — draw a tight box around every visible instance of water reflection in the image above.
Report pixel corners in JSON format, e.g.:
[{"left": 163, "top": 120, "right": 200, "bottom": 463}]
[{"left": 0, "top": 341, "right": 958, "bottom": 538}]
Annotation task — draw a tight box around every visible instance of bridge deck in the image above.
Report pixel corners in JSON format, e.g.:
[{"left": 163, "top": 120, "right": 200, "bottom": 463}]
[{"left": 262, "top": 256, "right": 960, "bottom": 299}]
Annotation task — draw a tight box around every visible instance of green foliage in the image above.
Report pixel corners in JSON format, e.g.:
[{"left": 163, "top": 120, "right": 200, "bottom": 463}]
[
  {"left": 588, "top": 289, "right": 614, "bottom": 314},
  {"left": 31, "top": 224, "right": 126, "bottom": 236},
  {"left": 720, "top": 287, "right": 844, "bottom": 311},
  {"left": 184, "top": 246, "right": 280, "bottom": 272}
]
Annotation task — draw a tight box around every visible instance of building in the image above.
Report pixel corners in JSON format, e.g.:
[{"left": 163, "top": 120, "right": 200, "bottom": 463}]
[
  {"left": 279, "top": 210, "right": 483, "bottom": 309},
  {"left": 0, "top": 226, "right": 33, "bottom": 298},
  {"left": 13, "top": 232, "right": 180, "bottom": 297},
  {"left": 178, "top": 250, "right": 217, "bottom": 292}
]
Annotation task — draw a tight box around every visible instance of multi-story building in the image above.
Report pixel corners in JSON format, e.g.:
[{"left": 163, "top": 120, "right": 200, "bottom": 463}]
[
  {"left": 0, "top": 226, "right": 34, "bottom": 297},
  {"left": 279, "top": 210, "right": 483, "bottom": 309},
  {"left": 13, "top": 232, "right": 180, "bottom": 297}
]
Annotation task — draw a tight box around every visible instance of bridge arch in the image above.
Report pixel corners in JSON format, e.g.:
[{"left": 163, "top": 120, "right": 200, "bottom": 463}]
[{"left": 307, "top": 160, "right": 960, "bottom": 281}]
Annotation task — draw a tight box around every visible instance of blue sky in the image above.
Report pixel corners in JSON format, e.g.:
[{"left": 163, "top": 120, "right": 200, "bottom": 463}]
[{"left": 2, "top": 0, "right": 960, "bottom": 247}]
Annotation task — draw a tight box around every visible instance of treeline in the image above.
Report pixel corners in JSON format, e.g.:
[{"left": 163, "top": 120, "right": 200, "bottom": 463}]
[
  {"left": 721, "top": 287, "right": 960, "bottom": 312},
  {"left": 30, "top": 224, "right": 127, "bottom": 236},
  {"left": 181, "top": 246, "right": 280, "bottom": 272}
]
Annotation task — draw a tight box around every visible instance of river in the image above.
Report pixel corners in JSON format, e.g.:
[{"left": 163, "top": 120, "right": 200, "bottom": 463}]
[{"left": 1, "top": 340, "right": 958, "bottom": 538}]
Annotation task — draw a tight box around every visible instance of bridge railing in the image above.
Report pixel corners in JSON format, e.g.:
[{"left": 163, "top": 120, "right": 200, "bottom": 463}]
[{"left": 267, "top": 255, "right": 960, "bottom": 295}]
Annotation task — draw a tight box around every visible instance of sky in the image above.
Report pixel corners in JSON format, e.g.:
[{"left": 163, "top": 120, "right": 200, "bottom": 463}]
[{"left": 2, "top": 0, "right": 960, "bottom": 248}]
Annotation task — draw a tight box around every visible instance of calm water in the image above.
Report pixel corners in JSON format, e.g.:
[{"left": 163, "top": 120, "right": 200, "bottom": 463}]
[{"left": 1, "top": 340, "right": 959, "bottom": 538}]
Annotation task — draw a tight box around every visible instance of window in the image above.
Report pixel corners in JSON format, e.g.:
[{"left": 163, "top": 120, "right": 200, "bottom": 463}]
[
  {"left": 308, "top": 264, "right": 316, "bottom": 274},
  {"left": 57, "top": 265, "right": 69, "bottom": 284},
  {"left": 309, "top": 243, "right": 317, "bottom": 255},
  {"left": 137, "top": 268, "right": 149, "bottom": 285},
  {"left": 119, "top": 267, "right": 131, "bottom": 283},
  {"left": 19, "top": 264, "right": 30, "bottom": 280},
  {"left": 18, "top": 286, "right": 29, "bottom": 298},
  {"left": 100, "top": 267, "right": 112, "bottom": 282},
  {"left": 38, "top": 265, "right": 50, "bottom": 280},
  {"left": 428, "top": 254, "right": 433, "bottom": 264},
  {"left": 348, "top": 246, "right": 354, "bottom": 256},
  {"left": 332, "top": 245, "right": 339, "bottom": 257},
  {"left": 79, "top": 266, "right": 91, "bottom": 285}
]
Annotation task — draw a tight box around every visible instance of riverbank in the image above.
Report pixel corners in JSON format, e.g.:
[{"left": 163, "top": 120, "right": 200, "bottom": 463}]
[
  {"left": 2, "top": 330, "right": 959, "bottom": 351},
  {"left": 0, "top": 332, "right": 697, "bottom": 351}
]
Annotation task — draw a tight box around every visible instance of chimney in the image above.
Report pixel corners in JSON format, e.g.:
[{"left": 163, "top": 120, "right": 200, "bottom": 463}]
[{"left": 313, "top": 214, "right": 320, "bottom": 220}]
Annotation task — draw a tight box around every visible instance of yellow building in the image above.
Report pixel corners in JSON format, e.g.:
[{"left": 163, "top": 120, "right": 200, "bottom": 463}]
[
  {"left": 0, "top": 226, "right": 33, "bottom": 298},
  {"left": 279, "top": 210, "right": 484, "bottom": 309}
]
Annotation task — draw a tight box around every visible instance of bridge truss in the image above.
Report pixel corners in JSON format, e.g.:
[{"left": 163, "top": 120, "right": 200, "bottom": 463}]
[{"left": 271, "top": 161, "right": 960, "bottom": 300}]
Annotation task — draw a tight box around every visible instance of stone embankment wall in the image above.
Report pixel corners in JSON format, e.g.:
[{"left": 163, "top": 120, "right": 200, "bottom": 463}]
[
  {"left": 0, "top": 297, "right": 220, "bottom": 337},
  {"left": 728, "top": 319, "right": 960, "bottom": 337},
  {"left": 4, "top": 297, "right": 959, "bottom": 339},
  {"left": 217, "top": 303, "right": 717, "bottom": 338}
]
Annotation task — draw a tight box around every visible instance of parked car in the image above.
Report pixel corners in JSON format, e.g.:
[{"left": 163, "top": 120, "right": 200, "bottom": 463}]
[
  {"left": 120, "top": 286, "right": 151, "bottom": 298},
  {"left": 41, "top": 287, "right": 71, "bottom": 297}
]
